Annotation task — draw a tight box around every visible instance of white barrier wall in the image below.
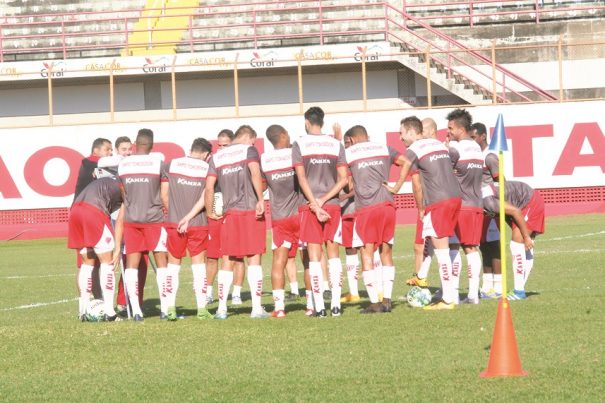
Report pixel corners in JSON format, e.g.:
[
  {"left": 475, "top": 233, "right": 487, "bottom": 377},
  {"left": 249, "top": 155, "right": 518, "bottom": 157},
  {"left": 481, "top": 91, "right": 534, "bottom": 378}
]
[{"left": 1, "top": 101, "right": 604, "bottom": 210}]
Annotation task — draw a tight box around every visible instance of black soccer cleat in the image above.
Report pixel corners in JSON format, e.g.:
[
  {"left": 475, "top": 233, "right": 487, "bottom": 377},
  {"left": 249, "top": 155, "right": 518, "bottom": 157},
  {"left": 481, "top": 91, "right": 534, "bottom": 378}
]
[
  {"left": 331, "top": 306, "right": 341, "bottom": 317},
  {"left": 104, "top": 314, "right": 123, "bottom": 322},
  {"left": 133, "top": 314, "right": 144, "bottom": 322},
  {"left": 315, "top": 309, "right": 327, "bottom": 318},
  {"left": 381, "top": 298, "right": 392, "bottom": 313}
]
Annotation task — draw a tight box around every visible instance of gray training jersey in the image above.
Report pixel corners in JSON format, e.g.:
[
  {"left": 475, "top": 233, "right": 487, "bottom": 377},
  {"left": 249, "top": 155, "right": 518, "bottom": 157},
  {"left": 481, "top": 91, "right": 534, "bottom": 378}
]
[
  {"left": 73, "top": 177, "right": 122, "bottom": 217},
  {"left": 405, "top": 138, "right": 461, "bottom": 207},
  {"left": 291, "top": 134, "right": 347, "bottom": 206},
  {"left": 208, "top": 144, "right": 260, "bottom": 213},
  {"left": 162, "top": 156, "right": 209, "bottom": 227},
  {"left": 448, "top": 139, "right": 484, "bottom": 208},
  {"left": 261, "top": 148, "right": 305, "bottom": 221},
  {"left": 482, "top": 148, "right": 500, "bottom": 188},
  {"left": 118, "top": 154, "right": 164, "bottom": 224},
  {"left": 483, "top": 180, "right": 534, "bottom": 215},
  {"left": 345, "top": 141, "right": 401, "bottom": 211}
]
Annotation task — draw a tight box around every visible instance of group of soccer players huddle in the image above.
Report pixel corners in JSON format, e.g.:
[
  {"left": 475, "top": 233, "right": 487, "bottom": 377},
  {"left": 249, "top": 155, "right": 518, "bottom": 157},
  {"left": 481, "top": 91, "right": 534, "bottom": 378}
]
[{"left": 68, "top": 106, "right": 544, "bottom": 321}]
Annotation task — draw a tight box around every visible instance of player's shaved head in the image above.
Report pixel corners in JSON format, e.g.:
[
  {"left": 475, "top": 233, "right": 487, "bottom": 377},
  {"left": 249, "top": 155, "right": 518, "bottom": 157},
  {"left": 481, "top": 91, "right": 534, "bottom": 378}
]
[
  {"left": 191, "top": 137, "right": 212, "bottom": 154},
  {"left": 422, "top": 118, "right": 437, "bottom": 139},
  {"left": 266, "top": 124, "right": 287, "bottom": 147},
  {"left": 217, "top": 129, "right": 235, "bottom": 141},
  {"left": 446, "top": 108, "right": 473, "bottom": 133},
  {"left": 304, "top": 106, "right": 324, "bottom": 128},
  {"left": 235, "top": 125, "right": 257, "bottom": 139},
  {"left": 135, "top": 128, "right": 154, "bottom": 154},
  {"left": 346, "top": 125, "right": 368, "bottom": 142}
]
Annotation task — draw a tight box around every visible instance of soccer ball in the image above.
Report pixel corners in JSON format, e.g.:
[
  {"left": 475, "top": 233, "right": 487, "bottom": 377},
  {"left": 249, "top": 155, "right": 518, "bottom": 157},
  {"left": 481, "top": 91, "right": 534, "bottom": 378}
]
[
  {"left": 406, "top": 286, "right": 432, "bottom": 308},
  {"left": 85, "top": 299, "right": 105, "bottom": 322},
  {"left": 213, "top": 192, "right": 224, "bottom": 216}
]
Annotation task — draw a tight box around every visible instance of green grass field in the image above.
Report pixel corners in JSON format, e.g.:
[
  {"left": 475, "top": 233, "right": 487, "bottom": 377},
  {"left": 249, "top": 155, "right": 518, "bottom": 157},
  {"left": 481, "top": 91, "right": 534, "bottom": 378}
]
[{"left": 1, "top": 214, "right": 604, "bottom": 401}]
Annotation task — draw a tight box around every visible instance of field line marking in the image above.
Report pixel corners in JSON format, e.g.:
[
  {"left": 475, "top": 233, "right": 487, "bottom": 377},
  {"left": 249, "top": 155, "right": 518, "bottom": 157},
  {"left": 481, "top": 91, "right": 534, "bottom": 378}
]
[
  {"left": 1, "top": 298, "right": 77, "bottom": 311},
  {"left": 541, "top": 230, "right": 605, "bottom": 242},
  {"left": 2, "top": 273, "right": 72, "bottom": 280}
]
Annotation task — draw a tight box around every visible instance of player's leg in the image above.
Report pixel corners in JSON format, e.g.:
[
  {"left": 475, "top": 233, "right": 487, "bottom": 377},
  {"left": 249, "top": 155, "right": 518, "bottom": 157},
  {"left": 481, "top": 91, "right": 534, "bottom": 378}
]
[
  {"left": 206, "top": 257, "right": 218, "bottom": 304},
  {"left": 271, "top": 246, "right": 289, "bottom": 317},
  {"left": 95, "top": 249, "right": 118, "bottom": 319},
  {"left": 360, "top": 242, "right": 383, "bottom": 314},
  {"left": 461, "top": 245, "right": 481, "bottom": 304},
  {"left": 77, "top": 249, "right": 95, "bottom": 319},
  {"left": 341, "top": 247, "right": 360, "bottom": 303},
  {"left": 215, "top": 255, "right": 235, "bottom": 319},
  {"left": 124, "top": 251, "right": 144, "bottom": 319},
  {"left": 508, "top": 227, "right": 528, "bottom": 300},
  {"left": 448, "top": 241, "right": 462, "bottom": 305},
  {"left": 379, "top": 242, "right": 395, "bottom": 312},
  {"left": 307, "top": 242, "right": 326, "bottom": 316},
  {"left": 191, "top": 251, "right": 212, "bottom": 319},
  {"left": 424, "top": 235, "right": 456, "bottom": 309},
  {"left": 246, "top": 253, "right": 267, "bottom": 318},
  {"left": 301, "top": 247, "right": 315, "bottom": 316},
  {"left": 325, "top": 239, "right": 342, "bottom": 316},
  {"left": 231, "top": 261, "right": 245, "bottom": 305},
  {"left": 285, "top": 257, "right": 299, "bottom": 299}
]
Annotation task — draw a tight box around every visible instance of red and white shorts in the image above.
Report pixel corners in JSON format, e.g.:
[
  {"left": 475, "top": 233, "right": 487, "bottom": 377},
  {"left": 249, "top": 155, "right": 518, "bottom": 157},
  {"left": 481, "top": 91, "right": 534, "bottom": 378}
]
[
  {"left": 422, "top": 197, "right": 461, "bottom": 239},
  {"left": 68, "top": 202, "right": 114, "bottom": 254},
  {"left": 353, "top": 202, "right": 396, "bottom": 248},
  {"left": 206, "top": 217, "right": 223, "bottom": 259},
  {"left": 414, "top": 216, "right": 424, "bottom": 245},
  {"left": 167, "top": 225, "right": 208, "bottom": 259},
  {"left": 299, "top": 204, "right": 341, "bottom": 245},
  {"left": 123, "top": 222, "right": 167, "bottom": 254},
  {"left": 453, "top": 207, "right": 483, "bottom": 246},
  {"left": 221, "top": 210, "right": 266, "bottom": 258},
  {"left": 516, "top": 190, "right": 545, "bottom": 235},
  {"left": 338, "top": 215, "right": 355, "bottom": 248},
  {"left": 271, "top": 214, "right": 300, "bottom": 258}
]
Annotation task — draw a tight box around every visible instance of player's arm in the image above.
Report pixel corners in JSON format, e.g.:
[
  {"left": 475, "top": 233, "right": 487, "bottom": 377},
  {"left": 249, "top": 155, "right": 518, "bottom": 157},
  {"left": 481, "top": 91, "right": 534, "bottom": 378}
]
[
  {"left": 332, "top": 123, "right": 342, "bottom": 141},
  {"left": 339, "top": 175, "right": 354, "bottom": 201},
  {"left": 248, "top": 160, "right": 265, "bottom": 218},
  {"left": 160, "top": 182, "right": 169, "bottom": 214},
  {"left": 503, "top": 201, "right": 534, "bottom": 250},
  {"left": 177, "top": 188, "right": 206, "bottom": 234},
  {"left": 385, "top": 154, "right": 412, "bottom": 194},
  {"left": 411, "top": 173, "right": 424, "bottom": 219},
  {"left": 294, "top": 165, "right": 331, "bottom": 222},
  {"left": 113, "top": 204, "right": 125, "bottom": 266}
]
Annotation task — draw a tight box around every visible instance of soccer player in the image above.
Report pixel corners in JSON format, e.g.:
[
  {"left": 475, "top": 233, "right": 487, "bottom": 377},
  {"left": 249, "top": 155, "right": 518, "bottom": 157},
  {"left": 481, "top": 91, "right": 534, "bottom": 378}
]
[
  {"left": 116, "top": 129, "right": 168, "bottom": 321},
  {"left": 261, "top": 124, "right": 306, "bottom": 318},
  {"left": 386, "top": 116, "right": 462, "bottom": 310},
  {"left": 406, "top": 117, "right": 438, "bottom": 287},
  {"left": 205, "top": 125, "right": 267, "bottom": 319},
  {"left": 470, "top": 122, "right": 503, "bottom": 298},
  {"left": 161, "top": 138, "right": 213, "bottom": 320},
  {"left": 68, "top": 174, "right": 123, "bottom": 321},
  {"left": 205, "top": 129, "right": 246, "bottom": 306},
  {"left": 345, "top": 125, "right": 404, "bottom": 313},
  {"left": 339, "top": 131, "right": 361, "bottom": 304},
  {"left": 482, "top": 180, "right": 544, "bottom": 300},
  {"left": 293, "top": 106, "right": 348, "bottom": 317},
  {"left": 446, "top": 109, "right": 484, "bottom": 304}
]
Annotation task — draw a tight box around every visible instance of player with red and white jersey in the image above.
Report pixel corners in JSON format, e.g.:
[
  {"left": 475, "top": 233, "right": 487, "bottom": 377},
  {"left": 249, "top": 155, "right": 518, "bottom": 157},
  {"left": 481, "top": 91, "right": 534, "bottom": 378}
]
[
  {"left": 292, "top": 107, "right": 348, "bottom": 317},
  {"left": 483, "top": 180, "right": 544, "bottom": 301},
  {"left": 446, "top": 109, "right": 484, "bottom": 305},
  {"left": 471, "top": 122, "right": 503, "bottom": 298},
  {"left": 386, "top": 116, "right": 462, "bottom": 310},
  {"left": 261, "top": 125, "right": 306, "bottom": 318},
  {"left": 68, "top": 176, "right": 123, "bottom": 321},
  {"left": 205, "top": 125, "right": 267, "bottom": 319},
  {"left": 160, "top": 138, "right": 212, "bottom": 320},
  {"left": 116, "top": 129, "right": 168, "bottom": 321},
  {"left": 345, "top": 125, "right": 404, "bottom": 313}
]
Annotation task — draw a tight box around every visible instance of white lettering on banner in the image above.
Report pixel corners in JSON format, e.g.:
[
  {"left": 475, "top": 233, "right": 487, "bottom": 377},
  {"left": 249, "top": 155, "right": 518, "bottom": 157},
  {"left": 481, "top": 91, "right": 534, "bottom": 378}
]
[{"left": 1, "top": 101, "right": 605, "bottom": 210}]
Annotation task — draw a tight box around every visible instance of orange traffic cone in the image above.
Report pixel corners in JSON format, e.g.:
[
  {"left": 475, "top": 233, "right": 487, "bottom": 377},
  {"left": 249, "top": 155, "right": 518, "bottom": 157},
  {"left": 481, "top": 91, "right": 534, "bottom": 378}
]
[{"left": 480, "top": 299, "right": 528, "bottom": 378}]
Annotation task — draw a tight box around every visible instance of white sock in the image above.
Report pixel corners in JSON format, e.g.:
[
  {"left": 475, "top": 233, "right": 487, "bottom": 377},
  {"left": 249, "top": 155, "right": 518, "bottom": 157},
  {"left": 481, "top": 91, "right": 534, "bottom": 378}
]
[
  {"left": 362, "top": 269, "right": 379, "bottom": 303},
  {"left": 156, "top": 268, "right": 168, "bottom": 314},
  {"left": 273, "top": 289, "right": 285, "bottom": 312},
  {"left": 290, "top": 281, "right": 299, "bottom": 296},
  {"left": 382, "top": 266, "right": 395, "bottom": 300},
  {"left": 373, "top": 250, "right": 383, "bottom": 296},
  {"left": 493, "top": 274, "right": 503, "bottom": 294},
  {"left": 206, "top": 285, "right": 214, "bottom": 301},
  {"left": 78, "top": 264, "right": 94, "bottom": 315},
  {"left": 345, "top": 254, "right": 359, "bottom": 296},
  {"left": 309, "top": 261, "right": 325, "bottom": 311},
  {"left": 305, "top": 289, "right": 314, "bottom": 310},
  {"left": 166, "top": 263, "right": 180, "bottom": 309},
  {"left": 125, "top": 268, "right": 143, "bottom": 316},
  {"left": 418, "top": 254, "right": 432, "bottom": 279},
  {"left": 323, "top": 280, "right": 330, "bottom": 293},
  {"left": 328, "top": 258, "right": 342, "bottom": 309},
  {"left": 232, "top": 285, "right": 242, "bottom": 299},
  {"left": 510, "top": 241, "right": 526, "bottom": 292},
  {"left": 482, "top": 273, "right": 494, "bottom": 292},
  {"left": 99, "top": 263, "right": 116, "bottom": 316},
  {"left": 191, "top": 263, "right": 207, "bottom": 309},
  {"left": 466, "top": 252, "right": 482, "bottom": 300},
  {"left": 523, "top": 248, "right": 534, "bottom": 288},
  {"left": 217, "top": 270, "right": 233, "bottom": 313},
  {"left": 247, "top": 265, "right": 263, "bottom": 312},
  {"left": 449, "top": 249, "right": 461, "bottom": 303},
  {"left": 434, "top": 248, "right": 454, "bottom": 304}
]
